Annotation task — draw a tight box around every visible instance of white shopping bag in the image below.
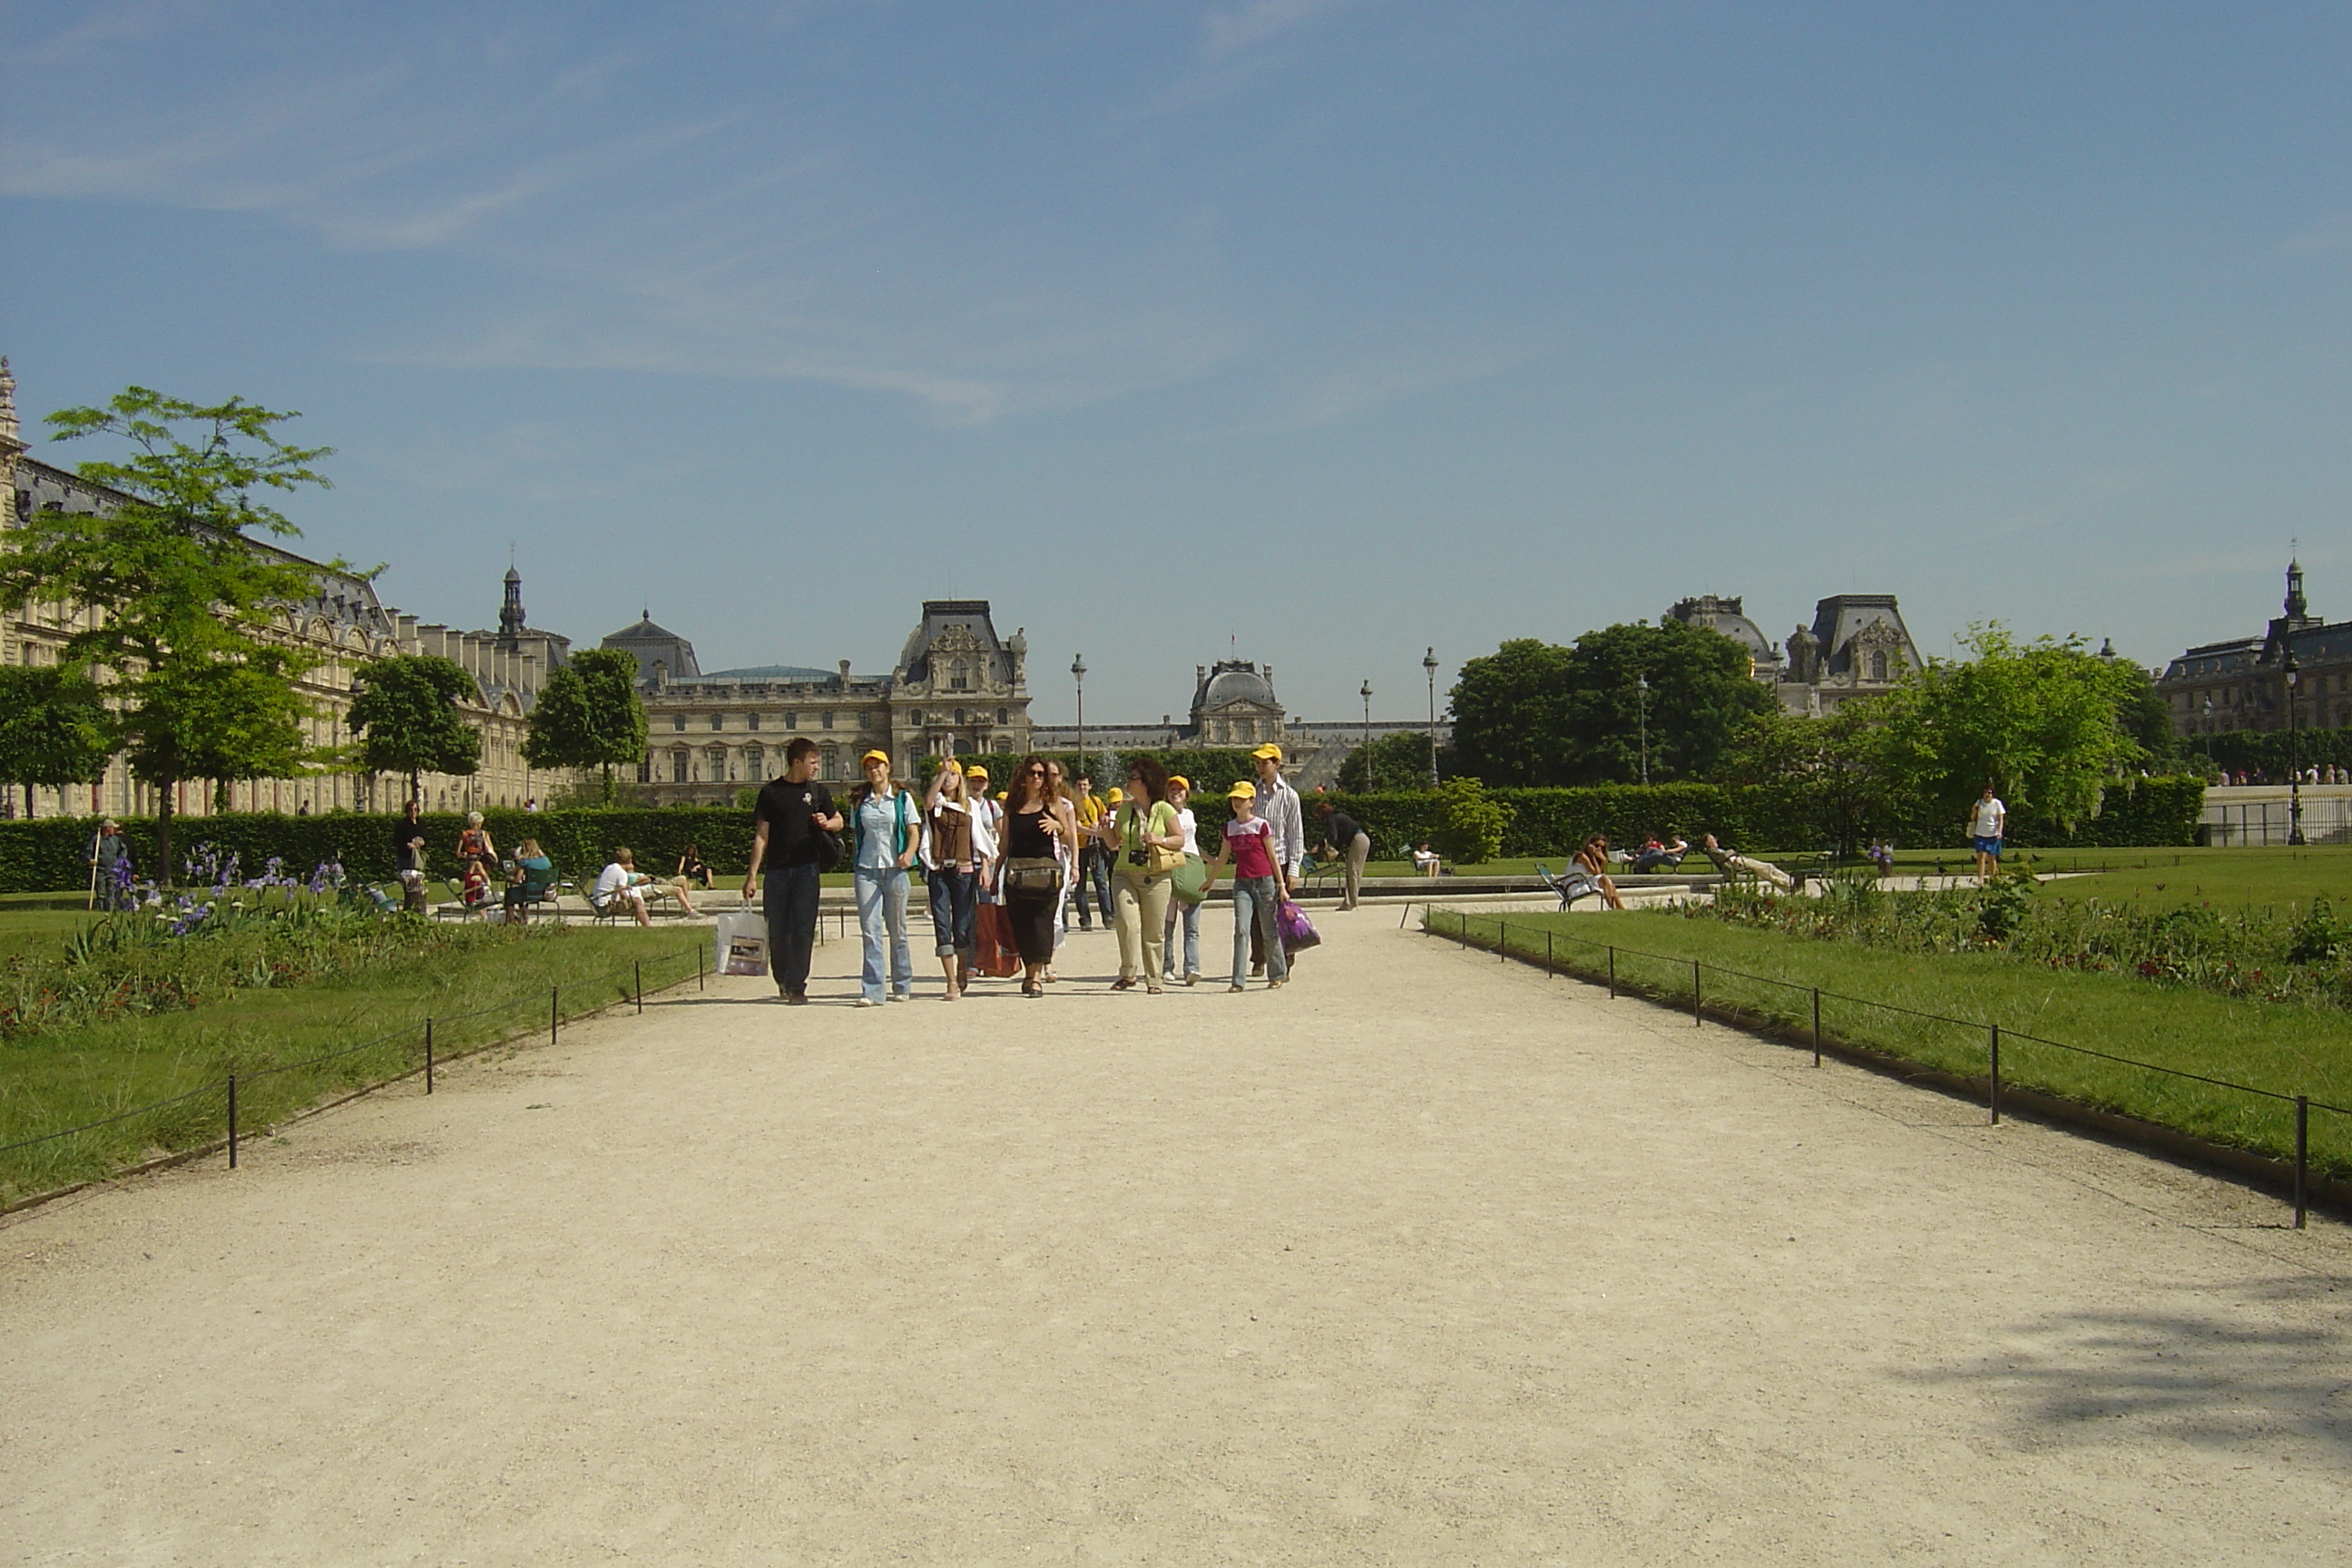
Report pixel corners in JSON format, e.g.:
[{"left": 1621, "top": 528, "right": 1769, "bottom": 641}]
[{"left": 715, "top": 906, "right": 769, "bottom": 977}]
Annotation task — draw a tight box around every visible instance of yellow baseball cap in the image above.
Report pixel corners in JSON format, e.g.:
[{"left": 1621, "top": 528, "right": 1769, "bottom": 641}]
[
  {"left": 1166, "top": 775, "right": 1190, "bottom": 790},
  {"left": 1106, "top": 787, "right": 1125, "bottom": 804},
  {"left": 963, "top": 763, "right": 988, "bottom": 780},
  {"left": 860, "top": 749, "right": 890, "bottom": 768},
  {"left": 1251, "top": 744, "right": 1283, "bottom": 762},
  {"left": 1227, "top": 780, "right": 1257, "bottom": 799},
  {"left": 995, "top": 790, "right": 1008, "bottom": 801}
]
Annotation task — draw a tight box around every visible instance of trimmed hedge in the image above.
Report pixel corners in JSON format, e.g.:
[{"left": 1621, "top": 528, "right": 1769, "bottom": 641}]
[{"left": 0, "top": 773, "right": 2205, "bottom": 893}]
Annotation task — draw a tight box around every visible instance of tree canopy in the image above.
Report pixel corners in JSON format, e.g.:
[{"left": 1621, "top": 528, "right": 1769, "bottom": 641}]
[
  {"left": 0, "top": 388, "right": 337, "bottom": 876},
  {"left": 349, "top": 654, "right": 483, "bottom": 805},
  {"left": 1448, "top": 621, "right": 1778, "bottom": 787},
  {"left": 524, "top": 648, "right": 647, "bottom": 802},
  {"left": 0, "top": 664, "right": 114, "bottom": 819},
  {"left": 1873, "top": 625, "right": 2149, "bottom": 830},
  {"left": 1337, "top": 730, "right": 1441, "bottom": 791}
]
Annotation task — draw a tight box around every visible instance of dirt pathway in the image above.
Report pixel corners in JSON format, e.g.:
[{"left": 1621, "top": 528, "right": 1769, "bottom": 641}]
[{"left": 5, "top": 909, "right": 2347, "bottom": 1565}]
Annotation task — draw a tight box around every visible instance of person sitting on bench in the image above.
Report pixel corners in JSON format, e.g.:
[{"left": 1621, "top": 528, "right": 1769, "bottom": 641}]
[
  {"left": 593, "top": 847, "right": 698, "bottom": 926},
  {"left": 502, "top": 840, "right": 559, "bottom": 924}
]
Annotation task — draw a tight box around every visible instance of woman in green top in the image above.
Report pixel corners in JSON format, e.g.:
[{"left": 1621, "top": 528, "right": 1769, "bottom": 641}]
[{"left": 1101, "top": 754, "right": 1187, "bottom": 993}]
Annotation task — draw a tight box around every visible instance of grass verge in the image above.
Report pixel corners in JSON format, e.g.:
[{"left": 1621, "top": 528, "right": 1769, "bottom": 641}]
[
  {"left": 1424, "top": 906, "right": 2352, "bottom": 1181},
  {"left": 2, "top": 923, "right": 706, "bottom": 1207}
]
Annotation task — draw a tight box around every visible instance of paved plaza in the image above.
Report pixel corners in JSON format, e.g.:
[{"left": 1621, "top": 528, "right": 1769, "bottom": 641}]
[{"left": 4, "top": 908, "right": 2349, "bottom": 1564}]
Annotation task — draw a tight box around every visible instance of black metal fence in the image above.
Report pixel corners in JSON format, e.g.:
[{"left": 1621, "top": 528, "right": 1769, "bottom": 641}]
[
  {"left": 1418, "top": 906, "right": 2348, "bottom": 1228},
  {"left": 0, "top": 936, "right": 725, "bottom": 1214}
]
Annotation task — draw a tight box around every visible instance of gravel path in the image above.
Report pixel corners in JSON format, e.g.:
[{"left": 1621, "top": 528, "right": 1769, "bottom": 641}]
[{"left": 5, "top": 908, "right": 2348, "bottom": 1565}]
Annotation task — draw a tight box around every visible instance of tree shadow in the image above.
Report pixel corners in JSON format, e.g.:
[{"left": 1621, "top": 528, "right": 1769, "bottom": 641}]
[{"left": 1906, "top": 1275, "right": 2352, "bottom": 1455}]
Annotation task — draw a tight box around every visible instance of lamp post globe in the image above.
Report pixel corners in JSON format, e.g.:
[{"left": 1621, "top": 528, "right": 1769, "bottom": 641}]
[{"left": 1422, "top": 648, "right": 1441, "bottom": 787}]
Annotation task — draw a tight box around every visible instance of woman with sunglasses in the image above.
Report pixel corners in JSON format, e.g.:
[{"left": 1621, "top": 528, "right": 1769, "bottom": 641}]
[{"left": 997, "top": 755, "right": 1072, "bottom": 996}]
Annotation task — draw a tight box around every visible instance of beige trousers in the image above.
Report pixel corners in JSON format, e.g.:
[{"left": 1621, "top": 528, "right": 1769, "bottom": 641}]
[{"left": 1112, "top": 869, "right": 1172, "bottom": 985}]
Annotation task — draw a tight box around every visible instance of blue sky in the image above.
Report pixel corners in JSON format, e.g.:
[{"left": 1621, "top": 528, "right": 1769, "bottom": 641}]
[{"left": 4, "top": 1, "right": 2347, "bottom": 724}]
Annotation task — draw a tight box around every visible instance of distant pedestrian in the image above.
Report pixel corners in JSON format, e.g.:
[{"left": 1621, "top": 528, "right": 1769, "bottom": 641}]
[
  {"left": 1206, "top": 781, "right": 1289, "bottom": 990},
  {"left": 743, "top": 737, "right": 841, "bottom": 1004},
  {"left": 394, "top": 799, "right": 428, "bottom": 912},
  {"left": 87, "top": 818, "right": 132, "bottom": 912},
  {"left": 924, "top": 759, "right": 984, "bottom": 999},
  {"left": 1161, "top": 775, "right": 1203, "bottom": 984},
  {"left": 848, "top": 750, "right": 918, "bottom": 1006},
  {"left": 1314, "top": 799, "right": 1370, "bottom": 909},
  {"left": 1104, "top": 758, "right": 1185, "bottom": 993},
  {"left": 1249, "top": 746, "right": 1305, "bottom": 973},
  {"left": 1071, "top": 772, "right": 1111, "bottom": 931},
  {"left": 999, "top": 756, "right": 1073, "bottom": 997},
  {"left": 1968, "top": 782, "right": 2006, "bottom": 881}
]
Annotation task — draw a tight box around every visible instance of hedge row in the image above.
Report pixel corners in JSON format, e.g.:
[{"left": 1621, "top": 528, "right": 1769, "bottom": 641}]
[{"left": 0, "top": 773, "right": 2207, "bottom": 893}]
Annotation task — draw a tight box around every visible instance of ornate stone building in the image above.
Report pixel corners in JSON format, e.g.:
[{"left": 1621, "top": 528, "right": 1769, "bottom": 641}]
[
  {"left": 1664, "top": 592, "right": 1921, "bottom": 715},
  {"left": 0, "top": 357, "right": 574, "bottom": 818},
  {"left": 618, "top": 599, "right": 1034, "bottom": 802},
  {"left": 2157, "top": 560, "right": 2352, "bottom": 737}
]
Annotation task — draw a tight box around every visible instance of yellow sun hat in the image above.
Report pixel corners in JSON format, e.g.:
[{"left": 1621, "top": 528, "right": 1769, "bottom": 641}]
[
  {"left": 859, "top": 749, "right": 890, "bottom": 768},
  {"left": 963, "top": 764, "right": 989, "bottom": 781},
  {"left": 1227, "top": 780, "right": 1257, "bottom": 799},
  {"left": 1166, "top": 775, "right": 1190, "bottom": 791},
  {"left": 1105, "top": 787, "right": 1125, "bottom": 804}
]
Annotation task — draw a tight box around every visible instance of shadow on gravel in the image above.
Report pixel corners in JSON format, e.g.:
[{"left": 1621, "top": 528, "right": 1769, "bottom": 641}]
[{"left": 1910, "top": 1275, "right": 2352, "bottom": 1455}]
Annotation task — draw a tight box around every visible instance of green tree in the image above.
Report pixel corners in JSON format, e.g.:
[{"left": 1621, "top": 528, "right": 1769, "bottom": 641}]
[
  {"left": 1875, "top": 625, "right": 2149, "bottom": 832},
  {"left": 0, "top": 388, "right": 335, "bottom": 877},
  {"left": 1337, "top": 730, "right": 1440, "bottom": 791},
  {"left": 524, "top": 648, "right": 647, "bottom": 804},
  {"left": 348, "top": 654, "right": 483, "bottom": 806},
  {"left": 1719, "top": 706, "right": 1897, "bottom": 854},
  {"left": 1450, "top": 622, "right": 1777, "bottom": 786},
  {"left": 0, "top": 664, "right": 115, "bottom": 818}
]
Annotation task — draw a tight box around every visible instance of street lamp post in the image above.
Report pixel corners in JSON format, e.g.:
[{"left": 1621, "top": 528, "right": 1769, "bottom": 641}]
[
  {"left": 1636, "top": 674, "right": 1651, "bottom": 788},
  {"left": 1422, "top": 649, "right": 1440, "bottom": 787},
  {"left": 2286, "top": 654, "right": 2304, "bottom": 845},
  {"left": 2201, "top": 694, "right": 2215, "bottom": 769},
  {"left": 1071, "top": 654, "right": 1087, "bottom": 771},
  {"left": 1358, "top": 680, "right": 1373, "bottom": 785}
]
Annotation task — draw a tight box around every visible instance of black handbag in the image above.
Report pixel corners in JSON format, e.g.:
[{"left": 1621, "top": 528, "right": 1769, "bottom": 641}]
[{"left": 1004, "top": 856, "right": 1063, "bottom": 897}]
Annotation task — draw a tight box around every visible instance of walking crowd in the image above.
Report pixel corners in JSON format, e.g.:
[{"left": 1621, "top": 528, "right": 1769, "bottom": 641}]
[{"left": 740, "top": 738, "right": 1319, "bottom": 1004}]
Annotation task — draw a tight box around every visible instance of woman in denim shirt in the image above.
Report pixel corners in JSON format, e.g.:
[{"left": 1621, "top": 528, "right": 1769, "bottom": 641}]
[{"left": 849, "top": 750, "right": 919, "bottom": 1005}]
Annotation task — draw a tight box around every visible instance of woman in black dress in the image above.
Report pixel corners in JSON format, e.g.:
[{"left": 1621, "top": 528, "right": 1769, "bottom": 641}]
[{"left": 998, "top": 756, "right": 1073, "bottom": 996}]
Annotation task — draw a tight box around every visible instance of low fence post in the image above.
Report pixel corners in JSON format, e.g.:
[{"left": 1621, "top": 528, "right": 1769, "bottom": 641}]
[
  {"left": 1607, "top": 946, "right": 1616, "bottom": 999},
  {"left": 635, "top": 960, "right": 644, "bottom": 1014},
  {"left": 1811, "top": 989, "right": 1822, "bottom": 1068},
  {"left": 1691, "top": 959, "right": 1701, "bottom": 1026},
  {"left": 550, "top": 986, "right": 559, "bottom": 1047},
  {"left": 425, "top": 1019, "right": 435, "bottom": 1095},
  {"left": 2295, "top": 1095, "right": 2308, "bottom": 1230},
  {"left": 1546, "top": 930, "right": 1553, "bottom": 976},
  {"left": 1499, "top": 921, "right": 1508, "bottom": 961},
  {"left": 698, "top": 943, "right": 706, "bottom": 990},
  {"left": 226, "top": 1073, "right": 239, "bottom": 1169},
  {"left": 1989, "top": 1024, "right": 2002, "bottom": 1125}
]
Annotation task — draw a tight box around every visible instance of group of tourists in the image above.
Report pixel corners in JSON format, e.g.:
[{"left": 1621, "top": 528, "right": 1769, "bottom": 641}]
[{"left": 742, "top": 738, "right": 1314, "bottom": 1005}]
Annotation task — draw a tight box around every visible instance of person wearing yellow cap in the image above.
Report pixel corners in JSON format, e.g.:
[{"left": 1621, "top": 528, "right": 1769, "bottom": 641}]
[
  {"left": 1247, "top": 744, "right": 1304, "bottom": 975},
  {"left": 1158, "top": 775, "right": 1204, "bottom": 984},
  {"left": 1203, "top": 779, "right": 1289, "bottom": 989},
  {"left": 848, "top": 750, "right": 918, "bottom": 1004},
  {"left": 1069, "top": 769, "right": 1110, "bottom": 933}
]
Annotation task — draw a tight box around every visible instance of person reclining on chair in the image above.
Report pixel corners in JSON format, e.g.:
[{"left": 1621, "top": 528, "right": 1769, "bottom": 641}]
[
  {"left": 1699, "top": 833, "right": 1794, "bottom": 892},
  {"left": 593, "top": 847, "right": 698, "bottom": 927},
  {"left": 502, "top": 839, "right": 558, "bottom": 924},
  {"left": 1573, "top": 835, "right": 1629, "bottom": 909},
  {"left": 1631, "top": 833, "right": 1688, "bottom": 873}
]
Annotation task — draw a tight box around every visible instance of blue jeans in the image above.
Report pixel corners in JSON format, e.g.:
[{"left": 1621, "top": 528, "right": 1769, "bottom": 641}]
[
  {"left": 1161, "top": 895, "right": 1200, "bottom": 976},
  {"left": 1074, "top": 847, "right": 1112, "bottom": 929},
  {"left": 762, "top": 862, "right": 821, "bottom": 995},
  {"left": 856, "top": 867, "right": 914, "bottom": 1001},
  {"left": 1230, "top": 876, "right": 1288, "bottom": 985},
  {"left": 928, "top": 866, "right": 977, "bottom": 959}
]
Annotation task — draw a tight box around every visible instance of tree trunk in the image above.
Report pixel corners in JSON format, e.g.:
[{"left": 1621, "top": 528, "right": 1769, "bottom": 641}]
[
  {"left": 408, "top": 768, "right": 420, "bottom": 810},
  {"left": 23, "top": 783, "right": 33, "bottom": 820},
  {"left": 155, "top": 779, "right": 176, "bottom": 887}
]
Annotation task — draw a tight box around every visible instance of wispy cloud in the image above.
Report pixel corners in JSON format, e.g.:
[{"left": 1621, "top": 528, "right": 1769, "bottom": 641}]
[{"left": 1204, "top": 0, "right": 1356, "bottom": 59}]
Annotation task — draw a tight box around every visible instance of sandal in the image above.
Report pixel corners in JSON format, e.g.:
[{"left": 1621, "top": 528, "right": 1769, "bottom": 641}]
[
  {"left": 1146, "top": 986, "right": 1164, "bottom": 995},
  {"left": 1111, "top": 977, "right": 1139, "bottom": 991}
]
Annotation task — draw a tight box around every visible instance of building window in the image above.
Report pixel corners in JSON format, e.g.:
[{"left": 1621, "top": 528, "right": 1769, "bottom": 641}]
[
  {"left": 710, "top": 713, "right": 724, "bottom": 730},
  {"left": 821, "top": 744, "right": 840, "bottom": 779},
  {"left": 1869, "top": 651, "right": 1889, "bottom": 682},
  {"left": 744, "top": 745, "right": 764, "bottom": 776},
  {"left": 748, "top": 712, "right": 760, "bottom": 731},
  {"left": 954, "top": 709, "right": 965, "bottom": 727},
  {"left": 822, "top": 710, "right": 835, "bottom": 730},
  {"left": 950, "top": 659, "right": 970, "bottom": 691},
  {"left": 672, "top": 715, "right": 687, "bottom": 731},
  {"left": 671, "top": 750, "right": 690, "bottom": 783},
  {"left": 858, "top": 711, "right": 872, "bottom": 728},
  {"left": 785, "top": 711, "right": 797, "bottom": 730},
  {"left": 708, "top": 746, "right": 728, "bottom": 781},
  {"left": 998, "top": 708, "right": 1008, "bottom": 725}
]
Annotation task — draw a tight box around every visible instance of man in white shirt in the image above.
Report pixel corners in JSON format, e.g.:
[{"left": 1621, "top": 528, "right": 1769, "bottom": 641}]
[
  {"left": 593, "top": 847, "right": 696, "bottom": 927},
  {"left": 1968, "top": 783, "right": 2006, "bottom": 883},
  {"left": 1249, "top": 745, "right": 1305, "bottom": 975}
]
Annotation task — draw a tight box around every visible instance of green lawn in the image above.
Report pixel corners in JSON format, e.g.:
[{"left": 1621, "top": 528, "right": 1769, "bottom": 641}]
[
  {"left": 1, "top": 918, "right": 708, "bottom": 1206},
  {"left": 1427, "top": 905, "right": 2352, "bottom": 1181}
]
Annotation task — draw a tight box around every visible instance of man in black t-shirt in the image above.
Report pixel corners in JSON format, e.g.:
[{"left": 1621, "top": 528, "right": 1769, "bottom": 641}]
[
  {"left": 744, "top": 738, "right": 842, "bottom": 1002},
  {"left": 393, "top": 799, "right": 429, "bottom": 912}
]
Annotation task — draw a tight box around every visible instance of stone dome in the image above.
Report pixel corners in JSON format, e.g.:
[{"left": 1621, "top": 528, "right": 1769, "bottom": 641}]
[{"left": 1202, "top": 666, "right": 1276, "bottom": 708}]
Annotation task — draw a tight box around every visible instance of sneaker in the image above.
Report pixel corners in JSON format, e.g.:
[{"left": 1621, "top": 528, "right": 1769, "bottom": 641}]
[
  {"left": 854, "top": 997, "right": 881, "bottom": 1008},
  {"left": 1228, "top": 983, "right": 1245, "bottom": 993},
  {"left": 887, "top": 992, "right": 911, "bottom": 1003},
  {"left": 1184, "top": 972, "right": 1202, "bottom": 986}
]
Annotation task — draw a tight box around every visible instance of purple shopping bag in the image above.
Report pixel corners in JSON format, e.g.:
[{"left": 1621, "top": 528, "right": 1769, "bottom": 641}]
[{"left": 1277, "top": 898, "right": 1320, "bottom": 954}]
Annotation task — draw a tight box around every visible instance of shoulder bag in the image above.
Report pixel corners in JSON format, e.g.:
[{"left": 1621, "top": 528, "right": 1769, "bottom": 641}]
[{"left": 1143, "top": 802, "right": 1185, "bottom": 876}]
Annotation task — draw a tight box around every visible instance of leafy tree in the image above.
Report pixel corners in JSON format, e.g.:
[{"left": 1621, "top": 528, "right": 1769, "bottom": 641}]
[
  {"left": 0, "top": 664, "right": 115, "bottom": 818},
  {"left": 1719, "top": 706, "right": 1897, "bottom": 854},
  {"left": 348, "top": 654, "right": 483, "bottom": 806},
  {"left": 1874, "top": 625, "right": 2148, "bottom": 831},
  {"left": 524, "top": 648, "right": 647, "bottom": 804},
  {"left": 2112, "top": 662, "right": 2177, "bottom": 765},
  {"left": 0, "top": 389, "right": 334, "bottom": 877},
  {"left": 1338, "top": 730, "right": 1441, "bottom": 791},
  {"left": 1450, "top": 622, "right": 1777, "bottom": 786}
]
